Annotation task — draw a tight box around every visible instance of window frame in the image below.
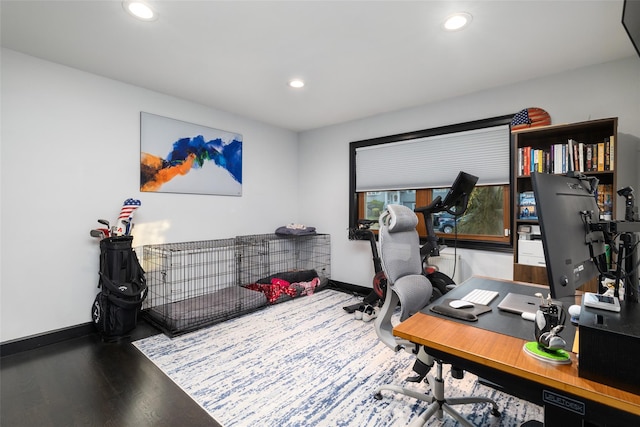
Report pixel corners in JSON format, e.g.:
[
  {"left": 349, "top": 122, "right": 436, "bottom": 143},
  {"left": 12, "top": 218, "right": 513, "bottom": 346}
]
[{"left": 349, "top": 115, "right": 515, "bottom": 252}]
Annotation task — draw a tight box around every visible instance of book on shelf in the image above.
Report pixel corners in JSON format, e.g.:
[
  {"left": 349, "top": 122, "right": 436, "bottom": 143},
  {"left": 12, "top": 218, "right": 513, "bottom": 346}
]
[
  {"left": 603, "top": 136, "right": 614, "bottom": 171},
  {"left": 517, "top": 135, "right": 614, "bottom": 176},
  {"left": 569, "top": 139, "right": 580, "bottom": 172},
  {"left": 518, "top": 191, "right": 537, "bottom": 220},
  {"left": 568, "top": 139, "right": 576, "bottom": 173},
  {"left": 609, "top": 135, "right": 615, "bottom": 171},
  {"left": 597, "top": 183, "right": 614, "bottom": 220},
  {"left": 578, "top": 142, "right": 584, "bottom": 173},
  {"left": 597, "top": 141, "right": 605, "bottom": 171}
]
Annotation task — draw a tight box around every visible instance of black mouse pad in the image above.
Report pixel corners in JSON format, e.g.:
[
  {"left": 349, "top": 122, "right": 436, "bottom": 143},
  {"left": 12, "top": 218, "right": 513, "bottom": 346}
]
[{"left": 430, "top": 299, "right": 493, "bottom": 321}]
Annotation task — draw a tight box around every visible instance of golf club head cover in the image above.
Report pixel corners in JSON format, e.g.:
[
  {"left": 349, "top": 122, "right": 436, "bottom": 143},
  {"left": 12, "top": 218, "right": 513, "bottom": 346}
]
[{"left": 115, "top": 198, "right": 141, "bottom": 236}]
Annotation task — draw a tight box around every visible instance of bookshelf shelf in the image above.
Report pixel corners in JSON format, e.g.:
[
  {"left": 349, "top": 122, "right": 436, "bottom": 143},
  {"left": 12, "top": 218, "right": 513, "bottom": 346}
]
[{"left": 512, "top": 117, "right": 618, "bottom": 288}]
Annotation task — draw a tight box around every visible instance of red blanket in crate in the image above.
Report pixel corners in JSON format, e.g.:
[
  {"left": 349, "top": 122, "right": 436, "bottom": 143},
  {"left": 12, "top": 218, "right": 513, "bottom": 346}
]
[{"left": 245, "top": 270, "right": 321, "bottom": 304}]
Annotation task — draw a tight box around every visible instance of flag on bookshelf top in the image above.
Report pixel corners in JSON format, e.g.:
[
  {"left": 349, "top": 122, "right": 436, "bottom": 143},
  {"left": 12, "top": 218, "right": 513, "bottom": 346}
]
[{"left": 511, "top": 108, "right": 551, "bottom": 132}]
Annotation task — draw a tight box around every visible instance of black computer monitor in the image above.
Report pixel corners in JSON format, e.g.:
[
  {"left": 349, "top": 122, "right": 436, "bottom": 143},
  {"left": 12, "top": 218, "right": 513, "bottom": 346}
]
[
  {"left": 531, "top": 172, "right": 606, "bottom": 299},
  {"left": 441, "top": 171, "right": 479, "bottom": 217}
]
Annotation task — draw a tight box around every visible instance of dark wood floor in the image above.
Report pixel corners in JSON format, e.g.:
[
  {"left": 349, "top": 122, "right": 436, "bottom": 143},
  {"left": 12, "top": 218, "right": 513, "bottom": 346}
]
[{"left": 1, "top": 321, "right": 221, "bottom": 427}]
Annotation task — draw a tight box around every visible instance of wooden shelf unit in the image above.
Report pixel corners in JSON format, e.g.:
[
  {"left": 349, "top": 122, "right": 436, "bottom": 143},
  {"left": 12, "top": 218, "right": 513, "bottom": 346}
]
[{"left": 512, "top": 117, "right": 618, "bottom": 288}]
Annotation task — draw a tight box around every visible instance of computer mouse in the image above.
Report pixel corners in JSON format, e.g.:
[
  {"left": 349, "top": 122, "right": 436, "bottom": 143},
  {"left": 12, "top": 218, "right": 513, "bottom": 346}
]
[
  {"left": 521, "top": 311, "right": 536, "bottom": 321},
  {"left": 449, "top": 300, "right": 474, "bottom": 309}
]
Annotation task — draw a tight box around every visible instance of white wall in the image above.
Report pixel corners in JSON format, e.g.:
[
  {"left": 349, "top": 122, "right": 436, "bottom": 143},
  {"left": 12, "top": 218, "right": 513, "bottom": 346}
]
[
  {"left": 298, "top": 56, "right": 640, "bottom": 290},
  {"left": 0, "top": 49, "right": 301, "bottom": 342},
  {"left": 2, "top": 48, "right": 638, "bottom": 343}
]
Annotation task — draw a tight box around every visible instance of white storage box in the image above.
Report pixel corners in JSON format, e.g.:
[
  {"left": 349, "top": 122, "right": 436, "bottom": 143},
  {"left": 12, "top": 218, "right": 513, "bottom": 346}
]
[{"left": 518, "top": 239, "right": 546, "bottom": 267}]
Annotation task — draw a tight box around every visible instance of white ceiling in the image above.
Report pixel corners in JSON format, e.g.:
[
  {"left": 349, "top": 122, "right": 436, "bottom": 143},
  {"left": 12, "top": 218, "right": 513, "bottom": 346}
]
[{"left": 1, "top": 1, "right": 636, "bottom": 132}]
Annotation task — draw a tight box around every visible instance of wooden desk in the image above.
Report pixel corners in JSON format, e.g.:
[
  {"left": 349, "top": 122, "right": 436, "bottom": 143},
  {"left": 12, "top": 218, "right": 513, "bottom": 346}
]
[{"left": 393, "top": 277, "right": 640, "bottom": 427}]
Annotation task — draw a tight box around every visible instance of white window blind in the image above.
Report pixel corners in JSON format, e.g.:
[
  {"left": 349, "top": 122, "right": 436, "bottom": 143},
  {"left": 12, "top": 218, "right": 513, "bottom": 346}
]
[{"left": 355, "top": 124, "right": 510, "bottom": 192}]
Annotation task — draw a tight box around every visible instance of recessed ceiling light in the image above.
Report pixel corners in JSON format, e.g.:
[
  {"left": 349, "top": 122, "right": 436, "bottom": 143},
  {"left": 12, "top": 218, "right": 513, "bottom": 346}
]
[
  {"left": 443, "top": 12, "right": 472, "bottom": 31},
  {"left": 288, "top": 79, "right": 305, "bottom": 89},
  {"left": 123, "top": 1, "right": 157, "bottom": 21}
]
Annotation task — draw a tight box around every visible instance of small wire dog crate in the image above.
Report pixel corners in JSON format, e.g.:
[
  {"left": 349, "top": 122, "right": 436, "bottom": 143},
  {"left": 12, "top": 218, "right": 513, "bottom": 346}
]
[
  {"left": 141, "top": 234, "right": 331, "bottom": 336},
  {"left": 235, "top": 233, "right": 331, "bottom": 285}
]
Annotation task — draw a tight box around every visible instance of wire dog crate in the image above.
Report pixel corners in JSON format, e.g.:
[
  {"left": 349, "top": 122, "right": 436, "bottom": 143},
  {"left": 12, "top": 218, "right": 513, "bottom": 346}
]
[{"left": 141, "top": 234, "right": 331, "bottom": 336}]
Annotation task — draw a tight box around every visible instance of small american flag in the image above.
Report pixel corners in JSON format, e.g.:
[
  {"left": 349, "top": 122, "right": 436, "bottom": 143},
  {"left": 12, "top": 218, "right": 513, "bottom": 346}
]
[{"left": 511, "top": 108, "right": 551, "bottom": 131}]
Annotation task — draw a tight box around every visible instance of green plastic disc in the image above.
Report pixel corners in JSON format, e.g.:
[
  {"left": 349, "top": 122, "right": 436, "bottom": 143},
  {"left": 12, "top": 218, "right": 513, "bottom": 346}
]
[{"left": 523, "top": 341, "right": 571, "bottom": 364}]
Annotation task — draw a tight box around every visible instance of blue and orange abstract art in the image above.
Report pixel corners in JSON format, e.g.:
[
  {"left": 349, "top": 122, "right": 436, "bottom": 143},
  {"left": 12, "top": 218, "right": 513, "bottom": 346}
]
[{"left": 140, "top": 112, "right": 242, "bottom": 196}]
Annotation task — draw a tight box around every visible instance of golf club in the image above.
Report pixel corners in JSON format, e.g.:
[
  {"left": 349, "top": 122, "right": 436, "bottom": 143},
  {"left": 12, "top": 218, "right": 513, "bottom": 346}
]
[
  {"left": 97, "top": 227, "right": 110, "bottom": 238},
  {"left": 90, "top": 229, "right": 105, "bottom": 239}
]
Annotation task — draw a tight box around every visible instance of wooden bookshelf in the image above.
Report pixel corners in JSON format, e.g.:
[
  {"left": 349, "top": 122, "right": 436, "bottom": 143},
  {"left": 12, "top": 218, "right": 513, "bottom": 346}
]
[{"left": 512, "top": 117, "right": 618, "bottom": 289}]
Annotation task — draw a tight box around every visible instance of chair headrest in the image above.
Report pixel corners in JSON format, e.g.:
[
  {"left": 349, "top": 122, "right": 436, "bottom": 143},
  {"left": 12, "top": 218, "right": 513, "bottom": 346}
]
[{"left": 383, "top": 204, "right": 418, "bottom": 233}]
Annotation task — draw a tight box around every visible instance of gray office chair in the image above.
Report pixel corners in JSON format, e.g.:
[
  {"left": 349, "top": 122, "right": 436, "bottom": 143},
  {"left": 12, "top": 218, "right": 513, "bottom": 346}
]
[{"left": 373, "top": 204, "right": 500, "bottom": 427}]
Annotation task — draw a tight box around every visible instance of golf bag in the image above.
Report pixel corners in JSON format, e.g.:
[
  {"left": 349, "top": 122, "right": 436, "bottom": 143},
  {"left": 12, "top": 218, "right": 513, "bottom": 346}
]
[{"left": 92, "top": 236, "right": 147, "bottom": 339}]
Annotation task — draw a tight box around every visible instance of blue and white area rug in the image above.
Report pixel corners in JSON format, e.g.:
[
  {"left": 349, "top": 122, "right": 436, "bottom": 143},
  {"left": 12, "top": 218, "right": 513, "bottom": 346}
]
[{"left": 134, "top": 289, "right": 543, "bottom": 427}]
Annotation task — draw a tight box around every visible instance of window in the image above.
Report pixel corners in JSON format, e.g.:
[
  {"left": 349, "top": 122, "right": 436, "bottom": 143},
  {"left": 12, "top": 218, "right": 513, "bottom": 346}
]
[
  {"left": 361, "top": 190, "right": 416, "bottom": 222},
  {"left": 349, "top": 115, "right": 514, "bottom": 251}
]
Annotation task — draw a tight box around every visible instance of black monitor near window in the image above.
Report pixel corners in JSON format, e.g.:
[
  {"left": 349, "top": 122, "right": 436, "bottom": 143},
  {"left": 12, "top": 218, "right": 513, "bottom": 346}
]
[
  {"left": 531, "top": 172, "right": 607, "bottom": 299},
  {"left": 414, "top": 171, "right": 478, "bottom": 259},
  {"left": 440, "top": 171, "right": 479, "bottom": 217}
]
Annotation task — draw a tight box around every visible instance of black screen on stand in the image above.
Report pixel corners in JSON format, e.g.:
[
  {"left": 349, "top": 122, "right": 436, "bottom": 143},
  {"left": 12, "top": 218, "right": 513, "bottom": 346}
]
[
  {"left": 441, "top": 171, "right": 478, "bottom": 216},
  {"left": 531, "top": 172, "right": 606, "bottom": 299}
]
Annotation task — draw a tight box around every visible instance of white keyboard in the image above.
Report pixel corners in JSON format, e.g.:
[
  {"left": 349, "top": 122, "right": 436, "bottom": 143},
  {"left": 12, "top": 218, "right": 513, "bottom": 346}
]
[{"left": 460, "top": 289, "right": 499, "bottom": 306}]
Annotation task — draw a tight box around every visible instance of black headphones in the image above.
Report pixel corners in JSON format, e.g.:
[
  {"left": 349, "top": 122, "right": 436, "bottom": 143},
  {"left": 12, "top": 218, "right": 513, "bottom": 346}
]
[{"left": 535, "top": 303, "right": 567, "bottom": 352}]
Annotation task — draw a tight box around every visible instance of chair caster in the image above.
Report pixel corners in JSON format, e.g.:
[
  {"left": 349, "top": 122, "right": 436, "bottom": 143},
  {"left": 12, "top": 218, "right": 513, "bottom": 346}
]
[
  {"left": 491, "top": 408, "right": 501, "bottom": 417},
  {"left": 451, "top": 366, "right": 464, "bottom": 379},
  {"left": 374, "top": 392, "right": 383, "bottom": 400}
]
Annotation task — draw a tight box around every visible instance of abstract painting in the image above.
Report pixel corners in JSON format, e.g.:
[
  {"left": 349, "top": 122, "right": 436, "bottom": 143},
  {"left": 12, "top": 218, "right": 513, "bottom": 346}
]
[{"left": 140, "top": 112, "right": 242, "bottom": 196}]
